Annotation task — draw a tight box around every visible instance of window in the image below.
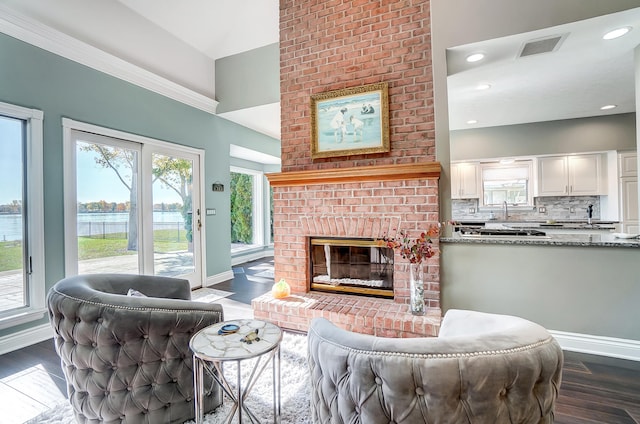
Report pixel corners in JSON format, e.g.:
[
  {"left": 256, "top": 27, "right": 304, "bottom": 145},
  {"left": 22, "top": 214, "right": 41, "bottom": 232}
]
[
  {"left": 480, "top": 161, "right": 533, "bottom": 207},
  {"left": 0, "top": 102, "right": 45, "bottom": 329},
  {"left": 230, "top": 167, "right": 265, "bottom": 253}
]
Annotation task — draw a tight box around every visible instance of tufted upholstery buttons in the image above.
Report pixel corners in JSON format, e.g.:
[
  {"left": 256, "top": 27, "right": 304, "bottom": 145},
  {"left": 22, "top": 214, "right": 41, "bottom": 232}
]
[
  {"left": 307, "top": 315, "right": 564, "bottom": 424},
  {"left": 46, "top": 273, "right": 224, "bottom": 423}
]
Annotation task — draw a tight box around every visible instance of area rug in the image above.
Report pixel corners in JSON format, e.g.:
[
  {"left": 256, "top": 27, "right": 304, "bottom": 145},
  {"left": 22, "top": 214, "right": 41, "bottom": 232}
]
[{"left": 26, "top": 332, "right": 311, "bottom": 424}]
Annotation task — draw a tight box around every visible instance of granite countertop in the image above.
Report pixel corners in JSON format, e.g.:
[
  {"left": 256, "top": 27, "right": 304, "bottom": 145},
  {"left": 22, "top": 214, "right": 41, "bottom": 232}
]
[
  {"left": 453, "top": 220, "right": 617, "bottom": 230},
  {"left": 441, "top": 232, "right": 640, "bottom": 248}
]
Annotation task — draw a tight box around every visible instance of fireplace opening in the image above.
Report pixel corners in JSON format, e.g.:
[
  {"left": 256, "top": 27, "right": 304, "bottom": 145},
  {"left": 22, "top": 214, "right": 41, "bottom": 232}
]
[{"left": 310, "top": 237, "right": 394, "bottom": 298}]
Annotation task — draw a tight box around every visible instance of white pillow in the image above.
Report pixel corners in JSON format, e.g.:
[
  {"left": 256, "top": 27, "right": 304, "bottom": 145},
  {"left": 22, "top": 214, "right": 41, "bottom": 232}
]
[{"left": 127, "top": 288, "right": 147, "bottom": 297}]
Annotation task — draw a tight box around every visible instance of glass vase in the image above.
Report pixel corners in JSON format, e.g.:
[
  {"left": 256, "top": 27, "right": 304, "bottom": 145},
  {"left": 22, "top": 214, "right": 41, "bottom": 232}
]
[{"left": 409, "top": 262, "right": 425, "bottom": 316}]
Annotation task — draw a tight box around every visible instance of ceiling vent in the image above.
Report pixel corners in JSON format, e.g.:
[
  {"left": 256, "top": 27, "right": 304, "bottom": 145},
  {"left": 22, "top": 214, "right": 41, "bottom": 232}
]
[{"left": 518, "top": 34, "right": 567, "bottom": 58}]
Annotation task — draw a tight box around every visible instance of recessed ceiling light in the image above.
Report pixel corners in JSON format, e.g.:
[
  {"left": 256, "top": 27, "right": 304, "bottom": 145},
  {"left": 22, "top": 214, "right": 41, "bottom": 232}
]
[
  {"left": 603, "top": 26, "right": 631, "bottom": 40},
  {"left": 476, "top": 83, "right": 491, "bottom": 90},
  {"left": 600, "top": 104, "right": 617, "bottom": 110},
  {"left": 466, "top": 120, "right": 478, "bottom": 125},
  {"left": 466, "top": 53, "right": 485, "bottom": 63}
]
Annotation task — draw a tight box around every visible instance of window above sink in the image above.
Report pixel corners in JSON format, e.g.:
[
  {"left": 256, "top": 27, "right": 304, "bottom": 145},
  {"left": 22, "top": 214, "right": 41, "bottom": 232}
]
[{"left": 480, "top": 160, "right": 534, "bottom": 208}]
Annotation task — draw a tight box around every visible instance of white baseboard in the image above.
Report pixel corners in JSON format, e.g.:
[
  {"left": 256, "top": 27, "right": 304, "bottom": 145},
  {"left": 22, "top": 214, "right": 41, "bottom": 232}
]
[
  {"left": 550, "top": 330, "right": 640, "bottom": 362},
  {"left": 0, "top": 323, "right": 53, "bottom": 355},
  {"left": 231, "top": 249, "right": 273, "bottom": 266},
  {"left": 205, "top": 270, "right": 234, "bottom": 286}
]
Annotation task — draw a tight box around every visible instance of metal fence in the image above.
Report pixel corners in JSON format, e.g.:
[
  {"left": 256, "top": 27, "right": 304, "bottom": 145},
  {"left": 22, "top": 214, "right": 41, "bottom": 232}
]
[{"left": 77, "top": 221, "right": 186, "bottom": 240}]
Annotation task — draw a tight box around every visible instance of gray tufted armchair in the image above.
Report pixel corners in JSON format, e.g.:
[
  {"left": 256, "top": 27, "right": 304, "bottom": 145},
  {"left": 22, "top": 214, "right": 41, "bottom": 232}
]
[
  {"left": 308, "top": 310, "right": 563, "bottom": 424},
  {"left": 47, "top": 274, "right": 224, "bottom": 424}
]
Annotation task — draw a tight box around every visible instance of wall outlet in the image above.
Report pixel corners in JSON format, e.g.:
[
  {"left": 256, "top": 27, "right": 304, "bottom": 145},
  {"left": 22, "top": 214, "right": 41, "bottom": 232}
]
[
  {"left": 569, "top": 207, "right": 575, "bottom": 213},
  {"left": 538, "top": 206, "right": 546, "bottom": 213},
  {"left": 468, "top": 207, "right": 476, "bottom": 214}
]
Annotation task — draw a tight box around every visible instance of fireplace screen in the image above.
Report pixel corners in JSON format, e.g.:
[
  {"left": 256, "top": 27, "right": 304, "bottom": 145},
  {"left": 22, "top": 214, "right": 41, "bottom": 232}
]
[{"left": 310, "top": 238, "right": 394, "bottom": 298}]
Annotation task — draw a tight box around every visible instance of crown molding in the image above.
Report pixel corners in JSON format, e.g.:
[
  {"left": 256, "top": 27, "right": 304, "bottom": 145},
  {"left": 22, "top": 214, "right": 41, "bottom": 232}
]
[{"left": 0, "top": 4, "right": 218, "bottom": 115}]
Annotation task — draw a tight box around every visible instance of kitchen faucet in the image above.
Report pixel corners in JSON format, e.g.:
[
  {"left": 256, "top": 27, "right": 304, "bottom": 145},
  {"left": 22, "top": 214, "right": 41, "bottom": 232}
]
[
  {"left": 503, "top": 201, "right": 509, "bottom": 221},
  {"left": 586, "top": 204, "right": 593, "bottom": 225}
]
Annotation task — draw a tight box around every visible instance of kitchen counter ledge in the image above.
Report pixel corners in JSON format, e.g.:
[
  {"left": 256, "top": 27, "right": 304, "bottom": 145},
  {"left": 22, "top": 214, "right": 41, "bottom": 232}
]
[{"left": 440, "top": 232, "right": 640, "bottom": 248}]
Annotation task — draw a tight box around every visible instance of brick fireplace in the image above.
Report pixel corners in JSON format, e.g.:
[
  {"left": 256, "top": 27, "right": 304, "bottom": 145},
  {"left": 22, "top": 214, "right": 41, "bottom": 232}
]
[
  {"left": 253, "top": 0, "right": 441, "bottom": 337},
  {"left": 252, "top": 164, "right": 442, "bottom": 337}
]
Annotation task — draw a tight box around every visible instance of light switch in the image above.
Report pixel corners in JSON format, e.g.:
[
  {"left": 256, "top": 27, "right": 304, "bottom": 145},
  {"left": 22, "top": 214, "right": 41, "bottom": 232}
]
[{"left": 206, "top": 208, "right": 216, "bottom": 216}]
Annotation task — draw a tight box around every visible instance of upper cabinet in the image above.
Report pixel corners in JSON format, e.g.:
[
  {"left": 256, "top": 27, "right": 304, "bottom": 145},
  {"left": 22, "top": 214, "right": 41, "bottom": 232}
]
[
  {"left": 537, "top": 154, "right": 605, "bottom": 196},
  {"left": 619, "top": 151, "right": 638, "bottom": 178},
  {"left": 451, "top": 162, "right": 480, "bottom": 199}
]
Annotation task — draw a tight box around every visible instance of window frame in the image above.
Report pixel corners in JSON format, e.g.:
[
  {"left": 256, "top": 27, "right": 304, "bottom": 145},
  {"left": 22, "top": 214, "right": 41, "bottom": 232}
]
[
  {"left": 0, "top": 101, "right": 45, "bottom": 329},
  {"left": 479, "top": 160, "right": 534, "bottom": 208},
  {"left": 230, "top": 166, "right": 266, "bottom": 253}
]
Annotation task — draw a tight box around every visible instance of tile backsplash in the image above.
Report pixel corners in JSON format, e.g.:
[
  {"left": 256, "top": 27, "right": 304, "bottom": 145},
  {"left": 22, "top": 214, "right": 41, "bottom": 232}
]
[{"left": 452, "top": 196, "right": 600, "bottom": 222}]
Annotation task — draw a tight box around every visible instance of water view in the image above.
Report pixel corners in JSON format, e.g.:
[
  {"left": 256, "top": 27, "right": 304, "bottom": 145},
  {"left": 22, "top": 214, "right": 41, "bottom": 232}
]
[{"left": 0, "top": 211, "right": 184, "bottom": 241}]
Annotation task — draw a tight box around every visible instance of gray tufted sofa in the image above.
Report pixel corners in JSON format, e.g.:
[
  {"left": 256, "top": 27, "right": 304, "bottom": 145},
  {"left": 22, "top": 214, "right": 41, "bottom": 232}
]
[
  {"left": 308, "top": 310, "right": 563, "bottom": 424},
  {"left": 47, "top": 274, "right": 224, "bottom": 424}
]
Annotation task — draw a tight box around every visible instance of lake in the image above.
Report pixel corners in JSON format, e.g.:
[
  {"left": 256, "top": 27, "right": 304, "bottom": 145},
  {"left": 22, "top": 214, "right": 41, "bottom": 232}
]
[{"left": 0, "top": 211, "right": 184, "bottom": 241}]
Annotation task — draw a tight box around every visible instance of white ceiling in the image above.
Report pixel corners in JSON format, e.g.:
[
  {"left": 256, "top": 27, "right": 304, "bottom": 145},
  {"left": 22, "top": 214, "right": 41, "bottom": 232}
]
[
  {"left": 117, "top": 0, "right": 280, "bottom": 62},
  {"left": 117, "top": 0, "right": 281, "bottom": 142},
  {"left": 3, "top": 2, "right": 639, "bottom": 145},
  {"left": 447, "top": 7, "right": 640, "bottom": 131}
]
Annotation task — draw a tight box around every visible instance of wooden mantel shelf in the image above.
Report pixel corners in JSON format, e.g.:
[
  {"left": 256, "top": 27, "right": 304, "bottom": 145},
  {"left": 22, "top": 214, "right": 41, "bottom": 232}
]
[{"left": 266, "top": 162, "right": 440, "bottom": 187}]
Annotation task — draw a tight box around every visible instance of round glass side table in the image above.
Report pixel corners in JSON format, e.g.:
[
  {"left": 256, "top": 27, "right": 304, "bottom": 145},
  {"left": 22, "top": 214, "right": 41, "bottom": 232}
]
[{"left": 190, "top": 319, "right": 282, "bottom": 423}]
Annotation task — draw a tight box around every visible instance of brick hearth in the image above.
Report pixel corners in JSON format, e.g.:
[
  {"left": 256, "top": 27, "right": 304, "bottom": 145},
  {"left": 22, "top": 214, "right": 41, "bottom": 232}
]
[{"left": 252, "top": 292, "right": 441, "bottom": 338}]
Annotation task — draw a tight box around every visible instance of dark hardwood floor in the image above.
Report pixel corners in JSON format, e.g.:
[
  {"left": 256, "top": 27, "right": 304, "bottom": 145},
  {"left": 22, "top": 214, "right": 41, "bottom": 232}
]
[{"left": 1, "top": 257, "right": 639, "bottom": 423}]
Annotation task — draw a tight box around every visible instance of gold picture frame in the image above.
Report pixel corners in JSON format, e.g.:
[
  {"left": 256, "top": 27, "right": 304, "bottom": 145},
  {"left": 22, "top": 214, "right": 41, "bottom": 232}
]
[{"left": 310, "top": 82, "right": 390, "bottom": 159}]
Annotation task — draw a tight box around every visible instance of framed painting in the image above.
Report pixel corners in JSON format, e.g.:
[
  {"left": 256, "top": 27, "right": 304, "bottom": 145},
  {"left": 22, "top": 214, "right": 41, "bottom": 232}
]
[{"left": 310, "top": 82, "right": 389, "bottom": 159}]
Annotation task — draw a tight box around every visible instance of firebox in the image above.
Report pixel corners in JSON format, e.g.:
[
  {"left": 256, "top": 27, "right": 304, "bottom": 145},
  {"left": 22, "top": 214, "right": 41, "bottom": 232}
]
[{"left": 309, "top": 237, "right": 394, "bottom": 298}]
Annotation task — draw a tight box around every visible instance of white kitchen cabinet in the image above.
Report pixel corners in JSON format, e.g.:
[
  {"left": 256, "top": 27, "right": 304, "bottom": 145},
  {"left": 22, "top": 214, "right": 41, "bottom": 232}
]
[
  {"left": 619, "top": 151, "right": 638, "bottom": 178},
  {"left": 451, "top": 162, "right": 480, "bottom": 199},
  {"left": 619, "top": 177, "right": 638, "bottom": 233},
  {"left": 618, "top": 152, "right": 638, "bottom": 233},
  {"left": 537, "top": 154, "right": 605, "bottom": 196}
]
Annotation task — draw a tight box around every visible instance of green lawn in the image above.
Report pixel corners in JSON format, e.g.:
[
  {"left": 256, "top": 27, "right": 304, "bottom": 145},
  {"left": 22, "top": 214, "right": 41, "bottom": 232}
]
[
  {"left": 0, "top": 229, "right": 189, "bottom": 272},
  {"left": 0, "top": 241, "right": 23, "bottom": 272}
]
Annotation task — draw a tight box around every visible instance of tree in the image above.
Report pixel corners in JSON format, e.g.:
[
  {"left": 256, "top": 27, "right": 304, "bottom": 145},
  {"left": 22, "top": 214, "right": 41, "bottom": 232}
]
[
  {"left": 230, "top": 172, "right": 253, "bottom": 244},
  {"left": 80, "top": 143, "right": 193, "bottom": 251},
  {"left": 80, "top": 143, "right": 138, "bottom": 250},
  {"left": 152, "top": 155, "right": 194, "bottom": 243}
]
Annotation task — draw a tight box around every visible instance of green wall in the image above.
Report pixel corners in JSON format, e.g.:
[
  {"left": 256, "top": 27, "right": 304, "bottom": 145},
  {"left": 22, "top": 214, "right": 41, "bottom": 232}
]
[
  {"left": 441, "top": 242, "right": 640, "bottom": 340},
  {"left": 0, "top": 33, "right": 276, "bottom": 338}
]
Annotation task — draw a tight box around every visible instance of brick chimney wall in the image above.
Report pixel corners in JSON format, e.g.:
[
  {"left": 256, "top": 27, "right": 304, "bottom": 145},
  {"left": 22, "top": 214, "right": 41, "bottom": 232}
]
[
  {"left": 279, "top": 0, "right": 435, "bottom": 171},
  {"left": 255, "top": 0, "right": 441, "bottom": 336}
]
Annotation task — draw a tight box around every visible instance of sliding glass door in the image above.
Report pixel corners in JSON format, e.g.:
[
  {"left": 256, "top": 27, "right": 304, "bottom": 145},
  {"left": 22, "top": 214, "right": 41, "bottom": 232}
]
[
  {"left": 145, "top": 150, "right": 201, "bottom": 281},
  {"left": 65, "top": 122, "right": 203, "bottom": 287}
]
